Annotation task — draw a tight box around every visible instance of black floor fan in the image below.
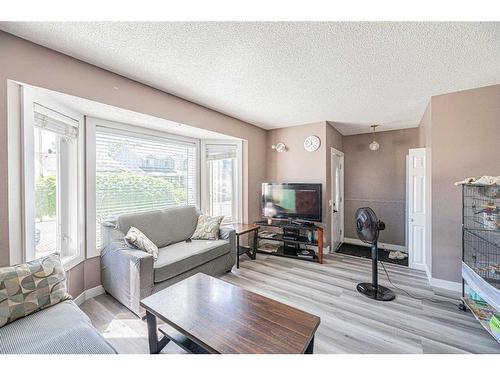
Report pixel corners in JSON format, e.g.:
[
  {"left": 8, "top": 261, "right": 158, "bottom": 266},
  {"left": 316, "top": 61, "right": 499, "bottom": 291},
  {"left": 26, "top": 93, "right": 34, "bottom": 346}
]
[{"left": 355, "top": 207, "right": 396, "bottom": 301}]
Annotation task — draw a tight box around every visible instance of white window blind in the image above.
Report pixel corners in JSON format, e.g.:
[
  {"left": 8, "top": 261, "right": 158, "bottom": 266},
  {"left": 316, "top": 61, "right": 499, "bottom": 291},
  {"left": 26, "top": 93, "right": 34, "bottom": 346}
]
[
  {"left": 205, "top": 144, "right": 237, "bottom": 160},
  {"left": 95, "top": 127, "right": 197, "bottom": 246},
  {"left": 34, "top": 103, "right": 79, "bottom": 139}
]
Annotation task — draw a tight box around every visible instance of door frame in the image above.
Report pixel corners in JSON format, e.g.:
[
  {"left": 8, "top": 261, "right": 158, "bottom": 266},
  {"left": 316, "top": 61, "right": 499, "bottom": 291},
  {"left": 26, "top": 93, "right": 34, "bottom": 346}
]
[{"left": 330, "top": 147, "right": 345, "bottom": 251}]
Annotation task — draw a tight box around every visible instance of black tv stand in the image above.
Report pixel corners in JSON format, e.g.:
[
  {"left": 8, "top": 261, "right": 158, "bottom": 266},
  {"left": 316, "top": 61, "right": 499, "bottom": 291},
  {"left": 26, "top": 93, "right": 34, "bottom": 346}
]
[{"left": 254, "top": 219, "right": 324, "bottom": 264}]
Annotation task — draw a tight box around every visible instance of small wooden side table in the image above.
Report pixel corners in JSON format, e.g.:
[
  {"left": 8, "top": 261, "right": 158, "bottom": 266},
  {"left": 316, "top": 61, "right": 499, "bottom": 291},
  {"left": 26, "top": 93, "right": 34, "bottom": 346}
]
[{"left": 225, "top": 223, "right": 259, "bottom": 268}]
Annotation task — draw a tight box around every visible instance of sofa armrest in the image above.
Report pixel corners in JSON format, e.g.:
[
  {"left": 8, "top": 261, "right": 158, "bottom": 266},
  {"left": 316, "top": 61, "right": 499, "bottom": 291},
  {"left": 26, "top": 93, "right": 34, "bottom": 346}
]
[
  {"left": 219, "top": 227, "right": 236, "bottom": 264},
  {"left": 100, "top": 231, "right": 154, "bottom": 316}
]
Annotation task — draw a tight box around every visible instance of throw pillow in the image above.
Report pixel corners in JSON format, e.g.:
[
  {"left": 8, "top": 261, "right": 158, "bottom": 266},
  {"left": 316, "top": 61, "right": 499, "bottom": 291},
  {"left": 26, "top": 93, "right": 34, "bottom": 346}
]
[
  {"left": 125, "top": 226, "right": 159, "bottom": 261},
  {"left": 191, "top": 215, "right": 224, "bottom": 240},
  {"left": 0, "top": 254, "right": 71, "bottom": 328}
]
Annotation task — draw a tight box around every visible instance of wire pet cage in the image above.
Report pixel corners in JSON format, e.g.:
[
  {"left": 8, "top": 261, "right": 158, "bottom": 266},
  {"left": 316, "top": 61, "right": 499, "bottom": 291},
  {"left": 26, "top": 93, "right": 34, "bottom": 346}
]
[{"left": 460, "top": 184, "right": 500, "bottom": 343}]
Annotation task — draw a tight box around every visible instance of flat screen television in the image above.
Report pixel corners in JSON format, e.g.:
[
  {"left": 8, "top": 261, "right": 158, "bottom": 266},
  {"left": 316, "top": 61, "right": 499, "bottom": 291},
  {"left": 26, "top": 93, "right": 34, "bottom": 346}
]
[{"left": 261, "top": 183, "right": 322, "bottom": 222}]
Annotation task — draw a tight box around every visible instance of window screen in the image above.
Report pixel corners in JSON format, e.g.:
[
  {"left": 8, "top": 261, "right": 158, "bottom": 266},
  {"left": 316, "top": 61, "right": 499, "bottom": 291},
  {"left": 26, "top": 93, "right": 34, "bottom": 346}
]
[{"left": 95, "top": 127, "right": 197, "bottom": 247}]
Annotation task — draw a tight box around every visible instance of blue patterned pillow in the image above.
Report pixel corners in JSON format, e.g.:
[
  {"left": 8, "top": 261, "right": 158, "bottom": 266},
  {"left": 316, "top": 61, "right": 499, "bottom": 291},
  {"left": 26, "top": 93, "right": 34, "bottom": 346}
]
[{"left": 0, "top": 254, "right": 71, "bottom": 327}]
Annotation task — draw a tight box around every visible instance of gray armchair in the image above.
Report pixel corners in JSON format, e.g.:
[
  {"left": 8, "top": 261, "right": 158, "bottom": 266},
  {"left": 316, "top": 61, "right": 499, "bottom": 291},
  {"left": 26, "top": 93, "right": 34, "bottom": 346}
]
[{"left": 100, "top": 206, "right": 236, "bottom": 316}]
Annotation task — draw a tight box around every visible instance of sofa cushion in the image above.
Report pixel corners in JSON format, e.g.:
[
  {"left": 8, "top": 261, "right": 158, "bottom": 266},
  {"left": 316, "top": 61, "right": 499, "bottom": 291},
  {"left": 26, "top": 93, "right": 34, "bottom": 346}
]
[
  {"left": 0, "top": 254, "right": 71, "bottom": 328},
  {"left": 153, "top": 240, "right": 231, "bottom": 283},
  {"left": 0, "top": 300, "right": 116, "bottom": 354},
  {"left": 117, "top": 206, "right": 199, "bottom": 248}
]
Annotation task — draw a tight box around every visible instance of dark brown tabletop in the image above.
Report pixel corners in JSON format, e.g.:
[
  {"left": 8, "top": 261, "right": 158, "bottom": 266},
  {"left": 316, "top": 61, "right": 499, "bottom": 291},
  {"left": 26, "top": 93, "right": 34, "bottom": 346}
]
[
  {"left": 224, "top": 223, "right": 260, "bottom": 235},
  {"left": 140, "top": 273, "right": 320, "bottom": 354}
]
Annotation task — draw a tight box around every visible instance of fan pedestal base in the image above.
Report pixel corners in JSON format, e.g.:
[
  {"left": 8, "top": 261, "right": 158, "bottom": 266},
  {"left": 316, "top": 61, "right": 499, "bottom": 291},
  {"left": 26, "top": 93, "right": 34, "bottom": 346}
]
[{"left": 356, "top": 283, "right": 396, "bottom": 301}]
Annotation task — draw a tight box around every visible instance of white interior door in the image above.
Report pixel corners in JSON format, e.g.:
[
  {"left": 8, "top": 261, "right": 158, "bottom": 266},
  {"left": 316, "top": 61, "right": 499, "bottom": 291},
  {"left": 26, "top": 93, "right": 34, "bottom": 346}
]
[
  {"left": 331, "top": 148, "right": 344, "bottom": 251},
  {"left": 407, "top": 148, "right": 426, "bottom": 270}
]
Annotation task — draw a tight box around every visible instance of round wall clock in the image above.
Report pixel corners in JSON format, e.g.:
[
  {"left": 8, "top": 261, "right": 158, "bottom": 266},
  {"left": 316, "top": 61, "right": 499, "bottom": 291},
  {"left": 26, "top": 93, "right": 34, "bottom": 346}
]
[{"left": 304, "top": 135, "right": 321, "bottom": 152}]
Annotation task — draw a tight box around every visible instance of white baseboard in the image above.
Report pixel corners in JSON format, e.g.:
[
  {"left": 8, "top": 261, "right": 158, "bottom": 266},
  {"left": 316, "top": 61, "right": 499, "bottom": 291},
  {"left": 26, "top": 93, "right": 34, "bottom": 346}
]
[
  {"left": 430, "top": 277, "right": 462, "bottom": 294},
  {"left": 343, "top": 237, "right": 407, "bottom": 253},
  {"left": 74, "top": 285, "right": 105, "bottom": 306},
  {"left": 73, "top": 291, "right": 86, "bottom": 306},
  {"left": 410, "top": 263, "right": 427, "bottom": 271},
  {"left": 422, "top": 266, "right": 461, "bottom": 295}
]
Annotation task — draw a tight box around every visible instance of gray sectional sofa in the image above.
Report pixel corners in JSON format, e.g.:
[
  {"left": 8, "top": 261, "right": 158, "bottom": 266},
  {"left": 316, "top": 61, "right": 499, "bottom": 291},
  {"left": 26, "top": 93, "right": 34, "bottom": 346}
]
[
  {"left": 100, "top": 205, "right": 236, "bottom": 316},
  {"left": 0, "top": 300, "right": 116, "bottom": 354}
]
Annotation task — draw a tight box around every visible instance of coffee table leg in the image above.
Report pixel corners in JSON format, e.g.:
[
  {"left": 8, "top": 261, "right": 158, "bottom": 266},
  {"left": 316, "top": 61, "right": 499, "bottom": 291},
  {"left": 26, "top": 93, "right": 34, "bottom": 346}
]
[
  {"left": 236, "top": 235, "right": 240, "bottom": 269},
  {"left": 252, "top": 229, "right": 258, "bottom": 260},
  {"left": 146, "top": 311, "right": 170, "bottom": 354},
  {"left": 305, "top": 336, "right": 314, "bottom": 354}
]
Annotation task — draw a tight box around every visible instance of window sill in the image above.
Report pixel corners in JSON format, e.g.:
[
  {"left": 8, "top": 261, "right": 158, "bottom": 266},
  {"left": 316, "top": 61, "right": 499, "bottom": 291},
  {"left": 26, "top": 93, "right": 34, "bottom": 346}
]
[{"left": 62, "top": 253, "right": 85, "bottom": 272}]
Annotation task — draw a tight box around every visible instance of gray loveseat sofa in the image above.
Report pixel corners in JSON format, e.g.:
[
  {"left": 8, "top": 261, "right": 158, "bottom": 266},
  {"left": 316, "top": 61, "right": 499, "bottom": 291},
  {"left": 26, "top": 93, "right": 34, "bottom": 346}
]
[
  {"left": 0, "top": 300, "right": 116, "bottom": 354},
  {"left": 101, "top": 205, "right": 236, "bottom": 316}
]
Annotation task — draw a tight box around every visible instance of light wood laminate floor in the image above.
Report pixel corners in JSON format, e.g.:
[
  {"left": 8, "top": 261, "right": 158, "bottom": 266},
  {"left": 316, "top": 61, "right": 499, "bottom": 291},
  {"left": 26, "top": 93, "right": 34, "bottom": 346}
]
[{"left": 80, "top": 254, "right": 500, "bottom": 353}]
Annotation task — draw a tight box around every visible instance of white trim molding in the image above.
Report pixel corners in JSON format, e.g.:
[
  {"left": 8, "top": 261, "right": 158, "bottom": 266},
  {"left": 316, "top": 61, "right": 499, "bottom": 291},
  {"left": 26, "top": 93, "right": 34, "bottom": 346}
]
[
  {"left": 330, "top": 147, "right": 344, "bottom": 252},
  {"left": 73, "top": 285, "right": 105, "bottom": 306},
  {"left": 422, "top": 265, "right": 461, "bottom": 296},
  {"left": 343, "top": 237, "right": 407, "bottom": 253},
  {"left": 429, "top": 277, "right": 462, "bottom": 295}
]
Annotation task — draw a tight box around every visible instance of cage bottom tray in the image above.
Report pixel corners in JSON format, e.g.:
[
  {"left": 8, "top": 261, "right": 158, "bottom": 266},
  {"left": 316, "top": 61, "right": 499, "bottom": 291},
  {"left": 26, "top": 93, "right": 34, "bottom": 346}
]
[{"left": 462, "top": 297, "right": 500, "bottom": 344}]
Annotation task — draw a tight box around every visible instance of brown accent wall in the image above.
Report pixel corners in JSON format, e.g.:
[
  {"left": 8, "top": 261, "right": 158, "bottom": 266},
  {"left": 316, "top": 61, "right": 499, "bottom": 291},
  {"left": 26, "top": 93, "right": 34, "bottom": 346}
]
[
  {"left": 343, "top": 128, "right": 419, "bottom": 246},
  {"left": 0, "top": 31, "right": 267, "bottom": 295},
  {"left": 429, "top": 84, "right": 500, "bottom": 282}
]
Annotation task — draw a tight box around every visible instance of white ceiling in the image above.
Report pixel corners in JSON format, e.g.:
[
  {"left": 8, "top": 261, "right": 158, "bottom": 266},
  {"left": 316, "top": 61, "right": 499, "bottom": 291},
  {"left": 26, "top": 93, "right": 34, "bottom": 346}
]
[{"left": 2, "top": 22, "right": 499, "bottom": 134}]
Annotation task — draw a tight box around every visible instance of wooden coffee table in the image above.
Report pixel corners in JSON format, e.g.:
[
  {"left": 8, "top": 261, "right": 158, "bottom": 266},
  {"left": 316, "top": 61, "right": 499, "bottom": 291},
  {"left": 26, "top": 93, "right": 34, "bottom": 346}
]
[{"left": 140, "top": 273, "right": 320, "bottom": 354}]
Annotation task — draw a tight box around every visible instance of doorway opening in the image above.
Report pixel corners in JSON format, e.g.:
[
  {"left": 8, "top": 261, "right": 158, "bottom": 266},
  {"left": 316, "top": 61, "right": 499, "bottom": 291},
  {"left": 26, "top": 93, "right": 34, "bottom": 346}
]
[{"left": 330, "top": 147, "right": 344, "bottom": 252}]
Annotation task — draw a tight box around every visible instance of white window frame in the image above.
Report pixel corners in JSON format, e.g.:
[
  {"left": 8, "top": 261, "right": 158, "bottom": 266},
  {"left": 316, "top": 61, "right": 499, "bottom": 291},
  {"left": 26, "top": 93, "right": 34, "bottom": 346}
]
[
  {"left": 200, "top": 139, "right": 243, "bottom": 224},
  {"left": 86, "top": 117, "right": 201, "bottom": 258},
  {"left": 21, "top": 87, "right": 85, "bottom": 270}
]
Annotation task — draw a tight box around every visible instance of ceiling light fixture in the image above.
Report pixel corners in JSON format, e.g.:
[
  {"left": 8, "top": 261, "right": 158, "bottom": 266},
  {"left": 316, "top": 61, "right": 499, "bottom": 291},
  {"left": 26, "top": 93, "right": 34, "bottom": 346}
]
[{"left": 369, "top": 124, "right": 380, "bottom": 151}]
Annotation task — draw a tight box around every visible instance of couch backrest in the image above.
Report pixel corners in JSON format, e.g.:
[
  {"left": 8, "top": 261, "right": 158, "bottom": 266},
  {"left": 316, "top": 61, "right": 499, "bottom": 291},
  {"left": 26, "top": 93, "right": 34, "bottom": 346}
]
[{"left": 116, "top": 205, "right": 200, "bottom": 248}]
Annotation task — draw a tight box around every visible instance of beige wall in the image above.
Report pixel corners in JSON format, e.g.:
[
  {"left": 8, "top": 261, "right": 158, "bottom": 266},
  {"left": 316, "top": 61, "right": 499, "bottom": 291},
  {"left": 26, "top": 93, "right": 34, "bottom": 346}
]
[
  {"left": 266, "top": 121, "right": 344, "bottom": 249},
  {"left": 266, "top": 122, "right": 330, "bottom": 243},
  {"left": 343, "top": 128, "right": 419, "bottom": 246},
  {"left": 0, "top": 31, "right": 267, "bottom": 297},
  {"left": 429, "top": 84, "right": 500, "bottom": 282}
]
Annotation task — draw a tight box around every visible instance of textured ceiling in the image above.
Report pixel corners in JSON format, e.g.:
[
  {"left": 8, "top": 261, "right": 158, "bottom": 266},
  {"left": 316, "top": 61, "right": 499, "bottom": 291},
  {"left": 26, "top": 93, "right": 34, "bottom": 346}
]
[
  {"left": 28, "top": 85, "right": 236, "bottom": 140},
  {"left": 1, "top": 22, "right": 499, "bottom": 134}
]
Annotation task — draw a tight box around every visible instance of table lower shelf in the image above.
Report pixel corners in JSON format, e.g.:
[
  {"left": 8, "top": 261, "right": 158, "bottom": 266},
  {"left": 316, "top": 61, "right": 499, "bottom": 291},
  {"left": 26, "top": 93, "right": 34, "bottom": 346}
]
[
  {"left": 238, "top": 245, "right": 256, "bottom": 257},
  {"left": 158, "top": 324, "right": 210, "bottom": 354},
  {"left": 256, "top": 249, "right": 319, "bottom": 263}
]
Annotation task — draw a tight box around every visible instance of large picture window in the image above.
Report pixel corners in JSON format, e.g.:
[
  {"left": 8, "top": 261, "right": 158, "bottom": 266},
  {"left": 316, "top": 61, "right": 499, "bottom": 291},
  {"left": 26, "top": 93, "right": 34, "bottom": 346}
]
[{"left": 95, "top": 126, "right": 198, "bottom": 247}]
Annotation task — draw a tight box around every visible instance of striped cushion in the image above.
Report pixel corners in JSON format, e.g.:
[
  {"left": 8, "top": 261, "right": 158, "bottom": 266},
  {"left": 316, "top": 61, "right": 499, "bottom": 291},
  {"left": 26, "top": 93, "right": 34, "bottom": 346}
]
[{"left": 0, "top": 300, "right": 116, "bottom": 354}]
